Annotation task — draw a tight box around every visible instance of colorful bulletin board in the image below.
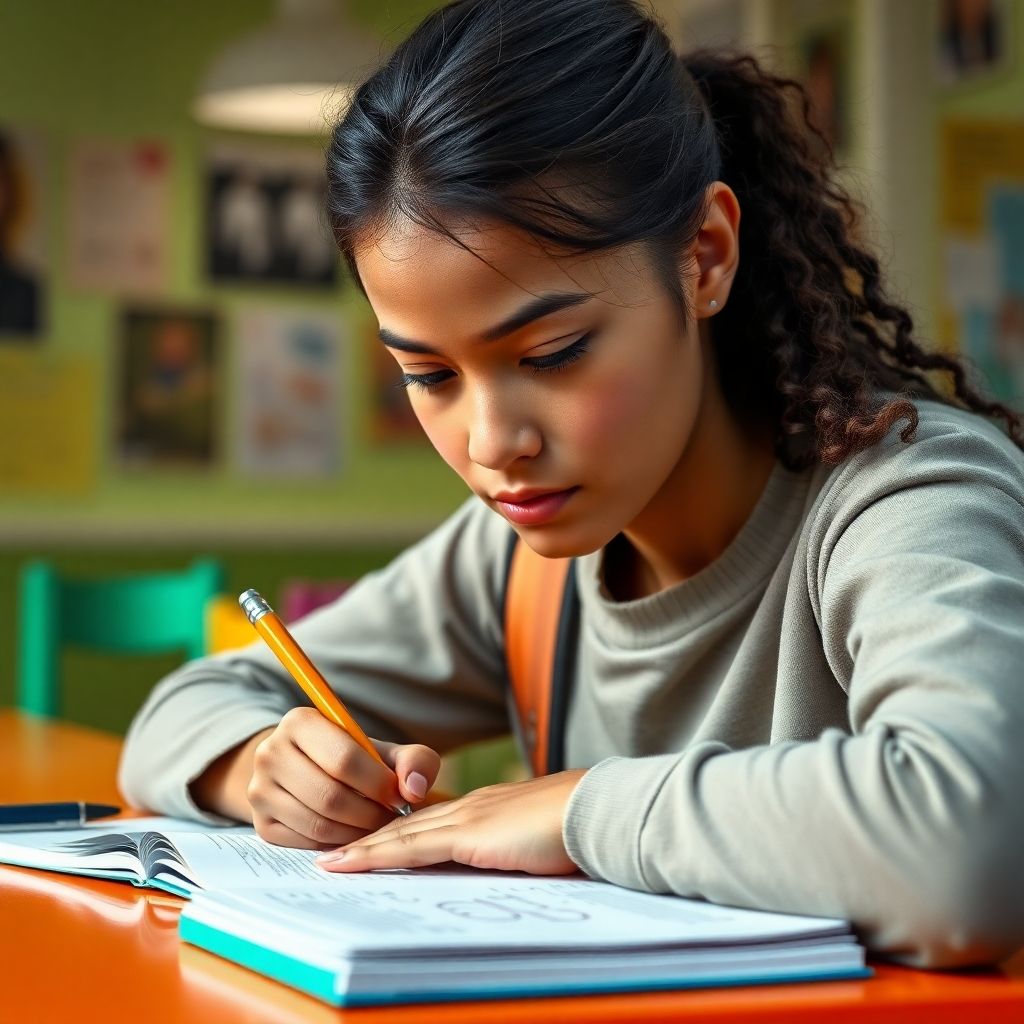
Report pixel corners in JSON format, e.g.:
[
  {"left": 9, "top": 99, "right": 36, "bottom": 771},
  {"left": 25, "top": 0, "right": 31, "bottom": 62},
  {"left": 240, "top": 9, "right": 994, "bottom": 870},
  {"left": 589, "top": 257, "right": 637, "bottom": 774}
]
[{"left": 939, "top": 119, "right": 1024, "bottom": 406}]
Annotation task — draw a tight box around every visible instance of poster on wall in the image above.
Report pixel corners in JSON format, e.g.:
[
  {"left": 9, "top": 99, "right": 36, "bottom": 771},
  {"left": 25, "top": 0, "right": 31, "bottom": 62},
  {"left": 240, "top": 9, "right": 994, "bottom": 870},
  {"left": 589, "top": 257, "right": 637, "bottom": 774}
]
[
  {"left": 0, "top": 126, "right": 47, "bottom": 340},
  {"left": 68, "top": 138, "right": 170, "bottom": 294},
  {"left": 0, "top": 349, "right": 97, "bottom": 492},
  {"left": 939, "top": 120, "right": 1024, "bottom": 407},
  {"left": 936, "top": 0, "right": 1014, "bottom": 87},
  {"left": 117, "top": 307, "right": 219, "bottom": 468},
  {"left": 204, "top": 143, "right": 339, "bottom": 288},
  {"left": 367, "top": 320, "right": 427, "bottom": 444},
  {"left": 234, "top": 306, "right": 344, "bottom": 478}
]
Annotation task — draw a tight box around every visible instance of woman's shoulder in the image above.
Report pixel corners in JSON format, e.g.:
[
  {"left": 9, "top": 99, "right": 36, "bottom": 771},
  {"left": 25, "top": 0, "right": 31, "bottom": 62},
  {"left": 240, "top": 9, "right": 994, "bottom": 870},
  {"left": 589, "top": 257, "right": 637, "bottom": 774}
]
[{"left": 806, "top": 396, "right": 1024, "bottom": 540}]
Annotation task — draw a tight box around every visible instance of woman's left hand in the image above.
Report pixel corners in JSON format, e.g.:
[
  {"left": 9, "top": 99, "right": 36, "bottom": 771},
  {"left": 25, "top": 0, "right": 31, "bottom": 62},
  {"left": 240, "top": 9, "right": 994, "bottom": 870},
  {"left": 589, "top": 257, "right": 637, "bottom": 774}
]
[{"left": 314, "top": 769, "right": 588, "bottom": 876}]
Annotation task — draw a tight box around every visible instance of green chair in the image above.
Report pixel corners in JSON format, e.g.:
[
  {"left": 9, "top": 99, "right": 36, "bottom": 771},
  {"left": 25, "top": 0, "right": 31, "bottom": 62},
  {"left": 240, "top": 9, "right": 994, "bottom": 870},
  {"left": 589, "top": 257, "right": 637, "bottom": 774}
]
[{"left": 16, "top": 558, "right": 225, "bottom": 718}]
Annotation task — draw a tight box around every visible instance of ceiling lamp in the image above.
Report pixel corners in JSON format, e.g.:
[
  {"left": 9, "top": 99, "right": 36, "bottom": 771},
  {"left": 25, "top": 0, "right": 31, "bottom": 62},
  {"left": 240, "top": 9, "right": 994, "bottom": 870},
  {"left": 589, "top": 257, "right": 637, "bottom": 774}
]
[{"left": 193, "top": 0, "right": 383, "bottom": 135}]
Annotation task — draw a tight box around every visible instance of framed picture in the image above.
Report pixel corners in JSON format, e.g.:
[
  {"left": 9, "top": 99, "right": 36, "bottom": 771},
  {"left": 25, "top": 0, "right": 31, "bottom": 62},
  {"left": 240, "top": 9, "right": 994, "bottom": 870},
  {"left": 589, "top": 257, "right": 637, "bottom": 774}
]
[
  {"left": 936, "top": 0, "right": 1013, "bottom": 87},
  {"left": 117, "top": 307, "right": 220, "bottom": 468},
  {"left": 67, "top": 138, "right": 170, "bottom": 294},
  {"left": 234, "top": 306, "right": 344, "bottom": 478},
  {"left": 0, "top": 126, "right": 47, "bottom": 340},
  {"left": 204, "top": 143, "right": 339, "bottom": 288}
]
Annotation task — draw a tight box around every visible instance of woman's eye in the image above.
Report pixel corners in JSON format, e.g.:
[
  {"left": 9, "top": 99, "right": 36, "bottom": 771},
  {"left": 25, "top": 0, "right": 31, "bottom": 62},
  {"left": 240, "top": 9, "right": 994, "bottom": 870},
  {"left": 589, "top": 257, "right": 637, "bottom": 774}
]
[
  {"left": 523, "top": 332, "right": 593, "bottom": 373},
  {"left": 395, "top": 333, "right": 593, "bottom": 393},
  {"left": 395, "top": 368, "right": 455, "bottom": 392}
]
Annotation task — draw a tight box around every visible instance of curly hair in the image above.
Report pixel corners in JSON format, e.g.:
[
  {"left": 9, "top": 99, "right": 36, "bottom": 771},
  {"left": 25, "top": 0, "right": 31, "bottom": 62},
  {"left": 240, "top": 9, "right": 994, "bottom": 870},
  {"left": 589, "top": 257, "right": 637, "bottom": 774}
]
[
  {"left": 325, "top": 0, "right": 1023, "bottom": 470},
  {"left": 681, "top": 50, "right": 1024, "bottom": 466}
]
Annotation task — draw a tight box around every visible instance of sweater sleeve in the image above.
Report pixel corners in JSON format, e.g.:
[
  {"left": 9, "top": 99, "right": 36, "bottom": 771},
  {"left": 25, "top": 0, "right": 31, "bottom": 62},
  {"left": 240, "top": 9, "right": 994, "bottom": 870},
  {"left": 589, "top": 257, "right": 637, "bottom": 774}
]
[
  {"left": 118, "top": 497, "right": 514, "bottom": 824},
  {"left": 563, "top": 425, "right": 1024, "bottom": 968}
]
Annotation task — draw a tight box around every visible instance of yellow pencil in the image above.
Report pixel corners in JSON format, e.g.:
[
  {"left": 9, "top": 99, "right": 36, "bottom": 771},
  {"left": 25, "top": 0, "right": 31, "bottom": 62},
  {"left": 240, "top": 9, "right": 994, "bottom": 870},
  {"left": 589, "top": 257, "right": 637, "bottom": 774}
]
[{"left": 238, "top": 589, "right": 411, "bottom": 817}]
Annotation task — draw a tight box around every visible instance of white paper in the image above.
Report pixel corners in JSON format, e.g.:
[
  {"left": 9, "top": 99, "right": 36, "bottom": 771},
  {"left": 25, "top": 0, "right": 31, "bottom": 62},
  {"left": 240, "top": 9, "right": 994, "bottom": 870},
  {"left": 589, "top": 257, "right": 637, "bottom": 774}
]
[
  {"left": 68, "top": 138, "right": 170, "bottom": 293},
  {"left": 187, "top": 868, "right": 849, "bottom": 955},
  {"left": 233, "top": 306, "right": 344, "bottom": 477},
  {"left": 944, "top": 235, "right": 1001, "bottom": 311}
]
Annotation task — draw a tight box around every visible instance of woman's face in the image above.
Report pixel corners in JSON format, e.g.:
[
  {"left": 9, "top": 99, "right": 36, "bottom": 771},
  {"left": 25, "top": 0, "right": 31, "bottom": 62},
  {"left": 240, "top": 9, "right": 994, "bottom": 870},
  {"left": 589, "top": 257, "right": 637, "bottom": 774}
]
[{"left": 355, "top": 218, "right": 707, "bottom": 559}]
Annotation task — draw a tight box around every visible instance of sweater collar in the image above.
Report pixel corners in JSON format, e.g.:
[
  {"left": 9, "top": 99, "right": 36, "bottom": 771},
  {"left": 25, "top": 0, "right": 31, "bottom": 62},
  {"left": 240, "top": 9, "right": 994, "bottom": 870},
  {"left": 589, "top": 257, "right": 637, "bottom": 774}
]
[{"left": 575, "top": 460, "right": 814, "bottom": 648}]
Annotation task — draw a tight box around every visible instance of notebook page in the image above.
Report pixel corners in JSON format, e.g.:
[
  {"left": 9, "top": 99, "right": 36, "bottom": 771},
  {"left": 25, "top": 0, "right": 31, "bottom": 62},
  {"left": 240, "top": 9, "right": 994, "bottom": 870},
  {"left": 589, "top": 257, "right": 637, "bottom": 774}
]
[
  {"left": 186, "top": 869, "right": 850, "bottom": 956},
  {"left": 159, "top": 832, "right": 333, "bottom": 891},
  {"left": 0, "top": 817, "right": 252, "bottom": 883}
]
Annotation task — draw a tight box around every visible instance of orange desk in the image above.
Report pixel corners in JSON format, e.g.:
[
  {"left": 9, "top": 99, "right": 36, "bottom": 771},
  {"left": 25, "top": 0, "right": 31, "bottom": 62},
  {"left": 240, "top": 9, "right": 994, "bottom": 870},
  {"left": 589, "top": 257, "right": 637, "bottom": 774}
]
[{"left": 2, "top": 707, "right": 1024, "bottom": 1023}]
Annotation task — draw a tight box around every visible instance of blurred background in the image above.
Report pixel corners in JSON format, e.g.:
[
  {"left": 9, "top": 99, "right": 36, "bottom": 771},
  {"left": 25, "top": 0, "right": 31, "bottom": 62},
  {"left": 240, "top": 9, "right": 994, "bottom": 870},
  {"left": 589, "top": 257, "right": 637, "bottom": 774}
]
[{"left": 0, "top": 0, "right": 1021, "bottom": 775}]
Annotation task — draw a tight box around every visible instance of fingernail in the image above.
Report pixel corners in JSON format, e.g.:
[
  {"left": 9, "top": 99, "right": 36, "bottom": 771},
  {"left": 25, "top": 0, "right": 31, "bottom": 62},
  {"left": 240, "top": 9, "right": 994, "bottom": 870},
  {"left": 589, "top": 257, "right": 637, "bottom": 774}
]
[
  {"left": 315, "top": 850, "right": 346, "bottom": 865},
  {"left": 406, "top": 771, "right": 428, "bottom": 799}
]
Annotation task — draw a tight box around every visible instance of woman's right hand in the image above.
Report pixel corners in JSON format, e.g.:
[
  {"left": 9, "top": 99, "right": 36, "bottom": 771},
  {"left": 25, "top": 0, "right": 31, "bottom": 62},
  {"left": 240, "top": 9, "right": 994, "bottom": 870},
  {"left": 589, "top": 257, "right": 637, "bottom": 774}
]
[{"left": 191, "top": 706, "right": 442, "bottom": 849}]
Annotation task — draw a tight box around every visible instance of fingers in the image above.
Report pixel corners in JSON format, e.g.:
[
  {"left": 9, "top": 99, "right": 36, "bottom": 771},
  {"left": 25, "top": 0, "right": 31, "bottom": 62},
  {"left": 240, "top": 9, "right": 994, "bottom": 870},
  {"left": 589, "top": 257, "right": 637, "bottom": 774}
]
[
  {"left": 315, "top": 798, "right": 458, "bottom": 862},
  {"left": 384, "top": 742, "right": 443, "bottom": 806},
  {"left": 248, "top": 709, "right": 397, "bottom": 847},
  {"left": 260, "top": 747, "right": 393, "bottom": 833},
  {"left": 249, "top": 708, "right": 447, "bottom": 854},
  {"left": 251, "top": 783, "right": 370, "bottom": 850},
  {"left": 283, "top": 708, "right": 403, "bottom": 811},
  {"left": 317, "top": 820, "right": 461, "bottom": 872}
]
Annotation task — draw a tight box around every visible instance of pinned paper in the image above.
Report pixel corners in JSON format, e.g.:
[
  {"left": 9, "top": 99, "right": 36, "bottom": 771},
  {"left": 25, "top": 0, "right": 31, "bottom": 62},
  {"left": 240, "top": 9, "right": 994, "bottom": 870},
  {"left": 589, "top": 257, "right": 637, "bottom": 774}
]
[{"left": 0, "top": 349, "right": 97, "bottom": 492}]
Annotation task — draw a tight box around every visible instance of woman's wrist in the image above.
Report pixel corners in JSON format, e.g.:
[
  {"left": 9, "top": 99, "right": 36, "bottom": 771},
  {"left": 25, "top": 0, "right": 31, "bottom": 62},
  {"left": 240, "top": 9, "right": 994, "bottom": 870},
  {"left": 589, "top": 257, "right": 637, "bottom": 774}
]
[{"left": 189, "top": 727, "right": 275, "bottom": 822}]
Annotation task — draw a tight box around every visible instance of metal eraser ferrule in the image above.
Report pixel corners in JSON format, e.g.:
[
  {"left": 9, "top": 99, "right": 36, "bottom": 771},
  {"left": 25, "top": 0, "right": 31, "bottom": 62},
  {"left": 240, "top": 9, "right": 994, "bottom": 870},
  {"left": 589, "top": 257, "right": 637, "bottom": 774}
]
[{"left": 239, "top": 589, "right": 272, "bottom": 625}]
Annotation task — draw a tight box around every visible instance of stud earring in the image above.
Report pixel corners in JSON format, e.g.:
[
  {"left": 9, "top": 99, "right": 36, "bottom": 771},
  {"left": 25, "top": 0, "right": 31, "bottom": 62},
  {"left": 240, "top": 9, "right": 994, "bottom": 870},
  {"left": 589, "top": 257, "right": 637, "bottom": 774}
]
[{"left": 709, "top": 299, "right": 719, "bottom": 311}]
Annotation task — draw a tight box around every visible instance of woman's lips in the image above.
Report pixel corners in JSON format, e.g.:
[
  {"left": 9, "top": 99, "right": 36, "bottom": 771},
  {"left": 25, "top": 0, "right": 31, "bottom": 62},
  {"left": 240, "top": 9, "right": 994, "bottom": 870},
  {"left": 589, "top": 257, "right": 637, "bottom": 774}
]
[{"left": 494, "top": 487, "right": 579, "bottom": 526}]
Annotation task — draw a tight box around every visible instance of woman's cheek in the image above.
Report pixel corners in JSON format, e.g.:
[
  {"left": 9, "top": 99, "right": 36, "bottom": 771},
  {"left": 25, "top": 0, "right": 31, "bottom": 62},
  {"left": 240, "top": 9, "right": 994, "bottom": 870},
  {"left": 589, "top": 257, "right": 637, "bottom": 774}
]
[
  {"left": 559, "top": 373, "right": 647, "bottom": 452},
  {"left": 417, "top": 409, "right": 468, "bottom": 476}
]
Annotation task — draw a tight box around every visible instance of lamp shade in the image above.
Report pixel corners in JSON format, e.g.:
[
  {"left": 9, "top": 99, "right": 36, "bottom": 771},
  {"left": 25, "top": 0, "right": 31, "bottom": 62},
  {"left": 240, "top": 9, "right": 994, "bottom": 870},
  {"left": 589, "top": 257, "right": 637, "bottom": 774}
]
[{"left": 193, "top": 0, "right": 383, "bottom": 135}]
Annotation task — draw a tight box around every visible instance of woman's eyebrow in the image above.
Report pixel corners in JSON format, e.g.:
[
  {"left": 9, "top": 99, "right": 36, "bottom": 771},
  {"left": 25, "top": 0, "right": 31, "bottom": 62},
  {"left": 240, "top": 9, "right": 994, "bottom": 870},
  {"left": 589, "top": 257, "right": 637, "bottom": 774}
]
[{"left": 378, "top": 291, "right": 592, "bottom": 354}]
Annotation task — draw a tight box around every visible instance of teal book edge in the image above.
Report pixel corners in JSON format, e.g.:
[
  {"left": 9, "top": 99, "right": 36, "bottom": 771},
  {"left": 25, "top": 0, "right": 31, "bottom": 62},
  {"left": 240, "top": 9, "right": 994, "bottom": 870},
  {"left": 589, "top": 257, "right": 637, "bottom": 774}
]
[
  {"left": 178, "top": 916, "right": 873, "bottom": 1008},
  {"left": 146, "top": 877, "right": 192, "bottom": 898}
]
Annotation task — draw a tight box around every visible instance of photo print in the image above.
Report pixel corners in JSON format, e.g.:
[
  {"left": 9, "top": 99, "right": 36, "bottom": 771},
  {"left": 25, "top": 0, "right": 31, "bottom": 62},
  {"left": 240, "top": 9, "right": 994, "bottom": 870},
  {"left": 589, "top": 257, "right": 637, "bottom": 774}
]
[
  {"left": 205, "top": 143, "right": 339, "bottom": 288},
  {"left": 117, "top": 306, "right": 220, "bottom": 468}
]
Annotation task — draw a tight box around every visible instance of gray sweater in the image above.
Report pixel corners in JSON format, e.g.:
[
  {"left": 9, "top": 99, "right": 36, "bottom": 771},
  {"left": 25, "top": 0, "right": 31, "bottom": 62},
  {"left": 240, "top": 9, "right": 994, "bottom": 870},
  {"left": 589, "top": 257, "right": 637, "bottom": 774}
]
[{"left": 119, "top": 400, "right": 1024, "bottom": 968}]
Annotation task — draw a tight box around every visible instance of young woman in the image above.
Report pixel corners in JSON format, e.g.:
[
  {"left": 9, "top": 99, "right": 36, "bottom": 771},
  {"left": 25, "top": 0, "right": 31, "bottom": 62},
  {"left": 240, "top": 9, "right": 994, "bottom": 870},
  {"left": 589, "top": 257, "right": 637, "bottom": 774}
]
[{"left": 120, "top": 0, "right": 1024, "bottom": 968}]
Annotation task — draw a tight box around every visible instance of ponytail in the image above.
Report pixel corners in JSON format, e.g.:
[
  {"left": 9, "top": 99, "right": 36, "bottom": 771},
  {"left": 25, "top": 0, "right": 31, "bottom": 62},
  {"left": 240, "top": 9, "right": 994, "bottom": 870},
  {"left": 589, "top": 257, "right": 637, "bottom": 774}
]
[{"left": 682, "top": 49, "right": 1024, "bottom": 466}]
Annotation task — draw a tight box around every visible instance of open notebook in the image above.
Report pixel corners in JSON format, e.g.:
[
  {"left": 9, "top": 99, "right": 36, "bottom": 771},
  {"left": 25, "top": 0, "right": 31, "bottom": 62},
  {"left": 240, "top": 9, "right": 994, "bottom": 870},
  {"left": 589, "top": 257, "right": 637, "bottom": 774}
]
[
  {"left": 0, "top": 816, "right": 336, "bottom": 897},
  {"left": 0, "top": 817, "right": 870, "bottom": 1005}
]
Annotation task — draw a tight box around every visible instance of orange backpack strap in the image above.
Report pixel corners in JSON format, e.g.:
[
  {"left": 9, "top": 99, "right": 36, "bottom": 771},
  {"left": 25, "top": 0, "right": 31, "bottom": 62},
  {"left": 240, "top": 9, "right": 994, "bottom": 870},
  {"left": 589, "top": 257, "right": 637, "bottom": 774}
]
[{"left": 502, "top": 536, "right": 579, "bottom": 777}]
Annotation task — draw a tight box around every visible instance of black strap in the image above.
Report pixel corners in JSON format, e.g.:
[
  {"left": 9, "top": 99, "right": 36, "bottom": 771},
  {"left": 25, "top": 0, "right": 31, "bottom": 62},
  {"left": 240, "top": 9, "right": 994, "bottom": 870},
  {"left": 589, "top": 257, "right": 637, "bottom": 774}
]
[{"left": 545, "top": 559, "right": 580, "bottom": 774}]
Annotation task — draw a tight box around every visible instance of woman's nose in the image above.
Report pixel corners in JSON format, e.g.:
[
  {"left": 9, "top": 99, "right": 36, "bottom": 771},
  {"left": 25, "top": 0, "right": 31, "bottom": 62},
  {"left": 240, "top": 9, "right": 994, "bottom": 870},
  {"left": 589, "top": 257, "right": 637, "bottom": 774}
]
[{"left": 466, "top": 386, "right": 542, "bottom": 470}]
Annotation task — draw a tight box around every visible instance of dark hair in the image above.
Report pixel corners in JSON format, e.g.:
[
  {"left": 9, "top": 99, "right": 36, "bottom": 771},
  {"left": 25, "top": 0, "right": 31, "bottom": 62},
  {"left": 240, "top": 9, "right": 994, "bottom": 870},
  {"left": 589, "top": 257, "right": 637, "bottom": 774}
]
[{"left": 325, "top": 0, "right": 1022, "bottom": 469}]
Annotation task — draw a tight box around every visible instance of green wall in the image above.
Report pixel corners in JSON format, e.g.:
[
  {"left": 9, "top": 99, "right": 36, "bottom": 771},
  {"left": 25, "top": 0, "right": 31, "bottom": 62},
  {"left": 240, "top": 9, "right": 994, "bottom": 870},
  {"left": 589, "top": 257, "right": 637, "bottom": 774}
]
[{"left": 0, "top": 0, "right": 464, "bottom": 541}]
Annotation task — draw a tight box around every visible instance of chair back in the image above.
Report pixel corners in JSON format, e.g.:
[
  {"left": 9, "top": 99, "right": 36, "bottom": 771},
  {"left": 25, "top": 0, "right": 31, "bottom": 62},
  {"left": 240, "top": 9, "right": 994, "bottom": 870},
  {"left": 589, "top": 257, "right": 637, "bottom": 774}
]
[{"left": 16, "top": 558, "right": 225, "bottom": 717}]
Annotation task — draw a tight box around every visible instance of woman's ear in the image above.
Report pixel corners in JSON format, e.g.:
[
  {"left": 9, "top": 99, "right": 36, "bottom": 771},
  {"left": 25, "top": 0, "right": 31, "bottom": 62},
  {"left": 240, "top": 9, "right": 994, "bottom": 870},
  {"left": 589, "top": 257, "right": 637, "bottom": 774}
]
[{"left": 691, "top": 181, "right": 740, "bottom": 318}]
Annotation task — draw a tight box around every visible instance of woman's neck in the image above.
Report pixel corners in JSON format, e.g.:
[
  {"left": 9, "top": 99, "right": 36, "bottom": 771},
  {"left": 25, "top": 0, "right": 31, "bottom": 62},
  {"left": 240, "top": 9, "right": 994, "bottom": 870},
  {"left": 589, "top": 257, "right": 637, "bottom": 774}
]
[{"left": 605, "top": 378, "right": 776, "bottom": 602}]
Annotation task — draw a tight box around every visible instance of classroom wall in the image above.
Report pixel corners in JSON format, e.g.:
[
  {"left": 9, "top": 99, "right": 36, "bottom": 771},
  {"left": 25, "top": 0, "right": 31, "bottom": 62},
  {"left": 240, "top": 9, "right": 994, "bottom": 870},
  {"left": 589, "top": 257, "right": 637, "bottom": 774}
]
[
  {"left": 0, "top": 0, "right": 466, "bottom": 545},
  {"left": 2, "top": 0, "right": 1022, "bottom": 737},
  {"left": 0, "top": 2, "right": 459, "bottom": 730}
]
